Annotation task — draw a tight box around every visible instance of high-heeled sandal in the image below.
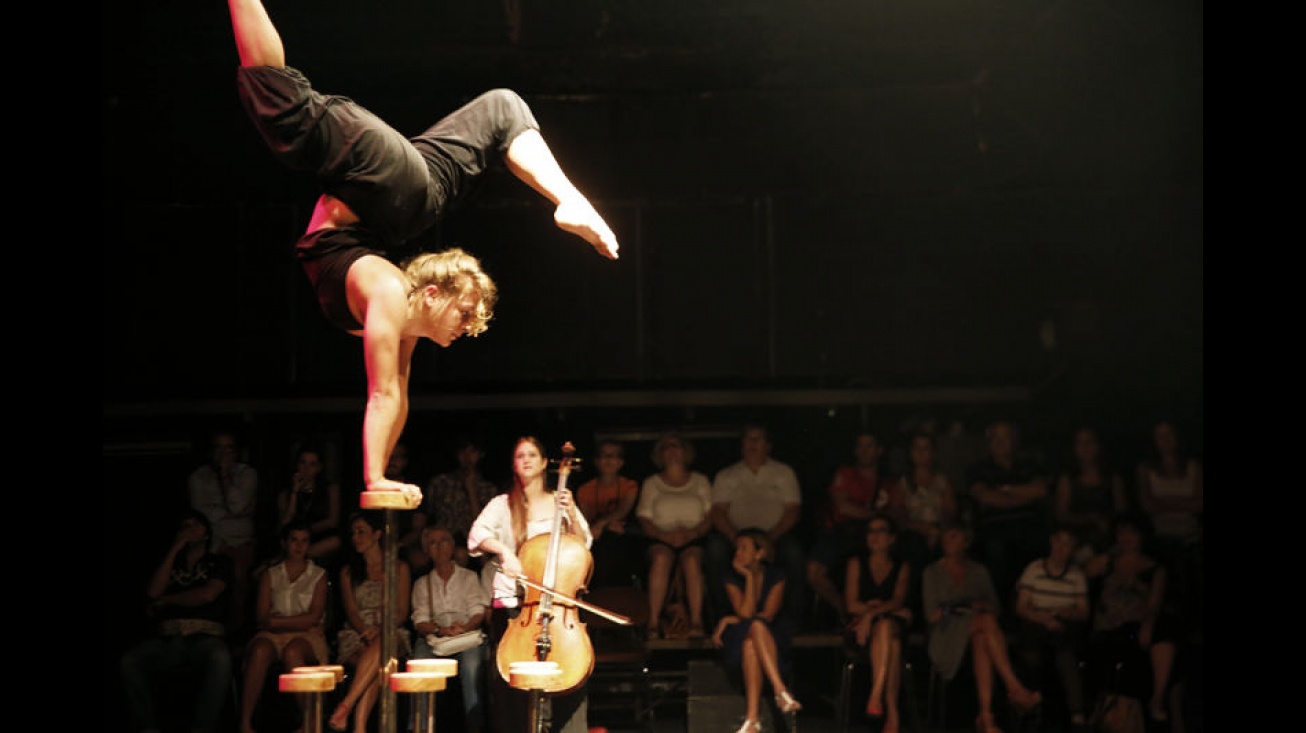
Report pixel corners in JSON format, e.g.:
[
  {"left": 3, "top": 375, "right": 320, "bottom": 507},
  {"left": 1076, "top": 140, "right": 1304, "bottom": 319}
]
[
  {"left": 328, "top": 700, "right": 353, "bottom": 732},
  {"left": 733, "top": 718, "right": 762, "bottom": 733},
  {"left": 776, "top": 690, "right": 803, "bottom": 713},
  {"left": 865, "top": 698, "right": 884, "bottom": 717}
]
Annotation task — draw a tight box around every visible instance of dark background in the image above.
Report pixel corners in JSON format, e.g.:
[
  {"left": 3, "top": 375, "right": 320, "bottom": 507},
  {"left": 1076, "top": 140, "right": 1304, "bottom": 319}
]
[{"left": 103, "top": 0, "right": 1202, "bottom": 406}]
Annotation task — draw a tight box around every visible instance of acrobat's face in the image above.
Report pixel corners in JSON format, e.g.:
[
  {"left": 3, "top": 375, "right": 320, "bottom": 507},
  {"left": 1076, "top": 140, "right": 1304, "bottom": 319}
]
[
  {"left": 428, "top": 291, "right": 485, "bottom": 344},
  {"left": 423, "top": 285, "right": 483, "bottom": 347}
]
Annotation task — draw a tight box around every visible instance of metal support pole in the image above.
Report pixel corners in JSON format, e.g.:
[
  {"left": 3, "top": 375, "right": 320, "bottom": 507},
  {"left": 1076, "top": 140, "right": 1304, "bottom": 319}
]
[{"left": 381, "top": 507, "right": 399, "bottom": 733}]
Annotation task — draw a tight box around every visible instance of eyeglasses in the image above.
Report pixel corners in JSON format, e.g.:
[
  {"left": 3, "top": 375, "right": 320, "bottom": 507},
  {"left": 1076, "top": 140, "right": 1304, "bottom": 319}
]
[{"left": 867, "top": 528, "right": 891, "bottom": 535}]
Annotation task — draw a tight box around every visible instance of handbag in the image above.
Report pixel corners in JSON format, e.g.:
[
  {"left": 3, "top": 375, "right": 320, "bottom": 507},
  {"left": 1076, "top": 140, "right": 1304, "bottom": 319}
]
[
  {"left": 427, "top": 629, "right": 486, "bottom": 656},
  {"left": 422, "top": 571, "right": 486, "bottom": 656}
]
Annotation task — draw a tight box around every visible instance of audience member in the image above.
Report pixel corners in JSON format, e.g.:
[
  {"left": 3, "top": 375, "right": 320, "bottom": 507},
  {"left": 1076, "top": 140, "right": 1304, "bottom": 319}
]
[
  {"left": 188, "top": 428, "right": 259, "bottom": 637},
  {"left": 329, "top": 511, "right": 413, "bottom": 733},
  {"left": 421, "top": 436, "right": 500, "bottom": 574},
  {"left": 1012, "top": 523, "right": 1091, "bottom": 732},
  {"left": 1054, "top": 427, "right": 1127, "bottom": 566},
  {"left": 806, "top": 430, "right": 897, "bottom": 628},
  {"left": 120, "top": 509, "right": 235, "bottom": 733},
  {"left": 275, "top": 444, "right": 344, "bottom": 569},
  {"left": 1135, "top": 418, "right": 1203, "bottom": 596},
  {"left": 965, "top": 420, "right": 1051, "bottom": 605},
  {"left": 636, "top": 431, "right": 713, "bottom": 639},
  {"left": 468, "top": 436, "right": 593, "bottom": 733},
  {"left": 574, "top": 438, "right": 643, "bottom": 589},
  {"left": 410, "top": 525, "right": 490, "bottom": 733},
  {"left": 712, "top": 527, "right": 803, "bottom": 733},
  {"left": 239, "top": 520, "right": 331, "bottom": 733},
  {"left": 707, "top": 422, "right": 807, "bottom": 629},
  {"left": 844, "top": 515, "right": 913, "bottom": 731},
  {"left": 922, "top": 520, "right": 1042, "bottom": 733},
  {"left": 894, "top": 429, "right": 958, "bottom": 617},
  {"left": 1083, "top": 512, "right": 1179, "bottom": 726}
]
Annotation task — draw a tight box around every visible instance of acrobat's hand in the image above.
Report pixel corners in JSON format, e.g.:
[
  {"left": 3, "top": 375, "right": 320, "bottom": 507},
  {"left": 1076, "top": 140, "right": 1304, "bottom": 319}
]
[
  {"left": 364, "top": 477, "right": 423, "bottom": 509},
  {"left": 554, "top": 199, "right": 620, "bottom": 260}
]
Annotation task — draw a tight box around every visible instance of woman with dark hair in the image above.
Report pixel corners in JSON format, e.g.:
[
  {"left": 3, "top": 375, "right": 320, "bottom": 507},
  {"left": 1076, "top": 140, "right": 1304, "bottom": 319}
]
[
  {"left": 1083, "top": 512, "right": 1179, "bottom": 724},
  {"left": 1135, "top": 419, "right": 1203, "bottom": 585},
  {"left": 845, "top": 514, "right": 913, "bottom": 730},
  {"left": 1054, "top": 427, "right": 1127, "bottom": 565},
  {"left": 239, "top": 520, "right": 330, "bottom": 733},
  {"left": 276, "top": 444, "right": 343, "bottom": 567},
  {"left": 328, "top": 511, "right": 412, "bottom": 732}
]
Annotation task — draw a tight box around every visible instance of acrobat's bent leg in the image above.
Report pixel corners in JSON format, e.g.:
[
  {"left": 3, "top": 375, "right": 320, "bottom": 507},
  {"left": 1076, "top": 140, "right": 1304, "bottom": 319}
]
[{"left": 506, "top": 128, "right": 620, "bottom": 260}]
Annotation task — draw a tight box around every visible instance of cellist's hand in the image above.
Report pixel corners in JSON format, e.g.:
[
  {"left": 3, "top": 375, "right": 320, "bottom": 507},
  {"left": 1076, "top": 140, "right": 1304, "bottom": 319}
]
[
  {"left": 554, "top": 488, "right": 575, "bottom": 512},
  {"left": 500, "top": 551, "right": 523, "bottom": 583}
]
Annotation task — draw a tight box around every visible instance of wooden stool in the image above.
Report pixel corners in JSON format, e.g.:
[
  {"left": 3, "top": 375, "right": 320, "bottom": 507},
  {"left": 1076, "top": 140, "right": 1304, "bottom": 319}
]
[
  {"left": 279, "top": 669, "right": 341, "bottom": 733},
  {"left": 407, "top": 658, "right": 458, "bottom": 676},
  {"left": 359, "top": 490, "right": 421, "bottom": 510},
  {"left": 403, "top": 659, "right": 458, "bottom": 732},
  {"left": 390, "top": 671, "right": 452, "bottom": 733},
  {"left": 509, "top": 661, "right": 563, "bottom": 733}
]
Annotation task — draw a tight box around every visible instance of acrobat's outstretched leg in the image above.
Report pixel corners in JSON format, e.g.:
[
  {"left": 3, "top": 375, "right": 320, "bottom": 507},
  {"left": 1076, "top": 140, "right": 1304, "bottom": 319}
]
[
  {"left": 505, "top": 129, "right": 621, "bottom": 260},
  {"left": 227, "top": 0, "right": 286, "bottom": 67}
]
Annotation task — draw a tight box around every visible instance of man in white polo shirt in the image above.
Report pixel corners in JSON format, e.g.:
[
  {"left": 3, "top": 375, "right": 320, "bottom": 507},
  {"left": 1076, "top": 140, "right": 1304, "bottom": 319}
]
[{"left": 705, "top": 422, "right": 807, "bottom": 629}]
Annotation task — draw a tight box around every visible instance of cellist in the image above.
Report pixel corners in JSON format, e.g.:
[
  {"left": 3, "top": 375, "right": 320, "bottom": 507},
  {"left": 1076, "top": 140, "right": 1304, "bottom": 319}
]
[{"left": 469, "top": 436, "right": 594, "bottom": 733}]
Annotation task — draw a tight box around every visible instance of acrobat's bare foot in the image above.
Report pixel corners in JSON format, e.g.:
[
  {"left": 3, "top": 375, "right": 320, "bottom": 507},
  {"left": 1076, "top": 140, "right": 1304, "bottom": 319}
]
[{"left": 555, "top": 199, "right": 619, "bottom": 260}]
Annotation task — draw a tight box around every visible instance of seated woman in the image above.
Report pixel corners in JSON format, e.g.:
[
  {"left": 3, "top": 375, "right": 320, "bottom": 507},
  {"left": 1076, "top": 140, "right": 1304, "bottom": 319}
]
[
  {"left": 276, "top": 444, "right": 344, "bottom": 568},
  {"left": 712, "top": 527, "right": 803, "bottom": 733},
  {"left": 1053, "top": 426, "right": 1127, "bottom": 566},
  {"left": 844, "top": 514, "right": 913, "bottom": 732},
  {"left": 636, "top": 432, "right": 714, "bottom": 639},
  {"left": 1083, "top": 512, "right": 1179, "bottom": 724},
  {"left": 410, "top": 526, "right": 490, "bottom": 733},
  {"left": 329, "top": 512, "right": 412, "bottom": 733},
  {"left": 239, "top": 520, "right": 332, "bottom": 733},
  {"left": 922, "top": 520, "right": 1042, "bottom": 733}
]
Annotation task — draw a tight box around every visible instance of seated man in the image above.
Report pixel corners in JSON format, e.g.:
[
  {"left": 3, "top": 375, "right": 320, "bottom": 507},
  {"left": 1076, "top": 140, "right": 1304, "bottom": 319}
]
[
  {"left": 120, "top": 510, "right": 235, "bottom": 733},
  {"left": 705, "top": 422, "right": 807, "bottom": 629}
]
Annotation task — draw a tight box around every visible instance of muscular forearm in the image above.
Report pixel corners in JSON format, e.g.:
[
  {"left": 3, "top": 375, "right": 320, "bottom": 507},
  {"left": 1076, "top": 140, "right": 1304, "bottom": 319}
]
[{"left": 362, "top": 391, "right": 404, "bottom": 486}]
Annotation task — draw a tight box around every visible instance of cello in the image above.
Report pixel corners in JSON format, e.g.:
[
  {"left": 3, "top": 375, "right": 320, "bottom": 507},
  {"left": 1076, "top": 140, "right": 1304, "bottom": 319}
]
[{"left": 495, "top": 442, "right": 619, "bottom": 694}]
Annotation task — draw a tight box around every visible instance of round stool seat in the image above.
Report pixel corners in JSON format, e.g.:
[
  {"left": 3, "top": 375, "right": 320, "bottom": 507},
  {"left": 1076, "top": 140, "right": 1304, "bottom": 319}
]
[
  {"left": 279, "top": 671, "right": 337, "bottom": 693},
  {"left": 407, "top": 658, "right": 457, "bottom": 676},
  {"left": 360, "top": 490, "right": 420, "bottom": 510},
  {"left": 390, "top": 672, "right": 449, "bottom": 693},
  {"left": 508, "top": 661, "right": 562, "bottom": 690},
  {"left": 292, "top": 664, "right": 345, "bottom": 684}
]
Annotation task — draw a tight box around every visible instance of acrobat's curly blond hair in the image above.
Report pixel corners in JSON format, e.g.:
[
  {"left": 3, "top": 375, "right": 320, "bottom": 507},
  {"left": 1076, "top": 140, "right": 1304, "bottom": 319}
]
[{"left": 402, "top": 248, "right": 498, "bottom": 336}]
